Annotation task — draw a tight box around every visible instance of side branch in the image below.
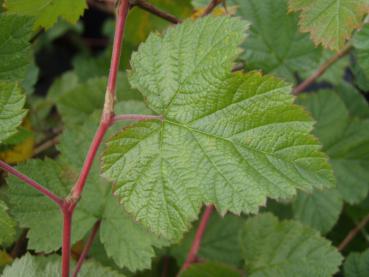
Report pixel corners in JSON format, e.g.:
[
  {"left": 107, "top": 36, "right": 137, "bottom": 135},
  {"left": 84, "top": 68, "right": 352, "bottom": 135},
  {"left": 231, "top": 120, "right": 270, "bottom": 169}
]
[
  {"left": 202, "top": 0, "right": 223, "bottom": 17},
  {"left": 73, "top": 220, "right": 101, "bottom": 277},
  {"left": 338, "top": 214, "right": 369, "bottom": 251},
  {"left": 113, "top": 114, "right": 163, "bottom": 123},
  {"left": 180, "top": 205, "right": 214, "bottom": 273},
  {"left": 0, "top": 160, "right": 63, "bottom": 207},
  {"left": 293, "top": 44, "right": 352, "bottom": 95},
  {"left": 130, "top": 0, "right": 181, "bottom": 24}
]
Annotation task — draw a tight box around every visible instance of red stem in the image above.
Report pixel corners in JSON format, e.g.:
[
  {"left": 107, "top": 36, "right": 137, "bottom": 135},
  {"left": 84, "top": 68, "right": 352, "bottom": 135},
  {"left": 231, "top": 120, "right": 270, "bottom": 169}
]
[
  {"left": 70, "top": 0, "right": 129, "bottom": 201},
  {"left": 61, "top": 207, "right": 73, "bottom": 277},
  {"left": 338, "top": 214, "right": 369, "bottom": 251},
  {"left": 0, "top": 160, "right": 63, "bottom": 207},
  {"left": 61, "top": 1, "right": 130, "bottom": 276},
  {"left": 73, "top": 220, "right": 101, "bottom": 277},
  {"left": 113, "top": 113, "right": 163, "bottom": 123},
  {"left": 180, "top": 205, "right": 214, "bottom": 272}
]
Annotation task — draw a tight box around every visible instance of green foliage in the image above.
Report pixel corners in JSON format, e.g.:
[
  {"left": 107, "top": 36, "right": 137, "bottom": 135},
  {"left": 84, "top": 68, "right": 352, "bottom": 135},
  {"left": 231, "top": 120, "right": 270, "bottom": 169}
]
[
  {"left": 5, "top": 0, "right": 87, "bottom": 30},
  {"left": 352, "top": 24, "right": 369, "bottom": 91},
  {"left": 0, "top": 15, "right": 33, "bottom": 82},
  {"left": 0, "top": 200, "right": 15, "bottom": 246},
  {"left": 171, "top": 213, "right": 243, "bottom": 266},
  {"left": 289, "top": 0, "right": 369, "bottom": 50},
  {"left": 240, "top": 213, "right": 342, "bottom": 277},
  {"left": 344, "top": 249, "right": 369, "bottom": 277},
  {"left": 103, "top": 16, "right": 334, "bottom": 241},
  {"left": 2, "top": 253, "right": 125, "bottom": 277},
  {"left": 292, "top": 189, "right": 342, "bottom": 234},
  {"left": 0, "top": 82, "right": 26, "bottom": 143},
  {"left": 298, "top": 91, "right": 369, "bottom": 204},
  {"left": 180, "top": 262, "right": 242, "bottom": 277}
]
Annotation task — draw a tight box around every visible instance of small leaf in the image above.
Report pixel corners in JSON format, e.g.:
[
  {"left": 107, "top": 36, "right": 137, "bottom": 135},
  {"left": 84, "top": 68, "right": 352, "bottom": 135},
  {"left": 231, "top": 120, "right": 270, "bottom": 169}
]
[
  {"left": 298, "top": 91, "right": 369, "bottom": 204},
  {"left": 103, "top": 16, "right": 335, "bottom": 241},
  {"left": 0, "top": 200, "right": 16, "bottom": 246},
  {"left": 0, "top": 14, "right": 33, "bottom": 82},
  {"left": 352, "top": 24, "right": 369, "bottom": 92},
  {"left": 179, "top": 262, "right": 242, "bottom": 277},
  {"left": 0, "top": 82, "right": 27, "bottom": 143},
  {"left": 292, "top": 189, "right": 343, "bottom": 234},
  {"left": 289, "top": 0, "right": 369, "bottom": 50},
  {"left": 240, "top": 213, "right": 342, "bottom": 277},
  {"left": 5, "top": 0, "right": 87, "bottom": 30},
  {"left": 2, "top": 253, "right": 125, "bottom": 277},
  {"left": 344, "top": 249, "right": 369, "bottom": 277}
]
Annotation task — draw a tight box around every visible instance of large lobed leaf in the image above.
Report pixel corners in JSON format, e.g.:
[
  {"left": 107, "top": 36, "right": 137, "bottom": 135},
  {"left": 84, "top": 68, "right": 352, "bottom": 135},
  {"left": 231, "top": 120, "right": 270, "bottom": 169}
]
[
  {"left": 102, "top": 16, "right": 335, "bottom": 241},
  {"left": 240, "top": 213, "right": 342, "bottom": 277},
  {"left": 289, "top": 0, "right": 369, "bottom": 51}
]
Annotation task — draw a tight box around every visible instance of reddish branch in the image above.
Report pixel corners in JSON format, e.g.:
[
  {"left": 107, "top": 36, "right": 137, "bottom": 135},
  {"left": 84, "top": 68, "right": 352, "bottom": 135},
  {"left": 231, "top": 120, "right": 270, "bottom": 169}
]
[
  {"left": 293, "top": 44, "right": 352, "bottom": 95},
  {"left": 202, "top": 0, "right": 223, "bottom": 16},
  {"left": 113, "top": 113, "right": 163, "bottom": 123},
  {"left": 0, "top": 160, "right": 63, "bottom": 206},
  {"left": 338, "top": 214, "right": 369, "bottom": 252},
  {"left": 130, "top": 0, "right": 181, "bottom": 24},
  {"left": 180, "top": 205, "right": 214, "bottom": 273},
  {"left": 73, "top": 220, "right": 101, "bottom": 277}
]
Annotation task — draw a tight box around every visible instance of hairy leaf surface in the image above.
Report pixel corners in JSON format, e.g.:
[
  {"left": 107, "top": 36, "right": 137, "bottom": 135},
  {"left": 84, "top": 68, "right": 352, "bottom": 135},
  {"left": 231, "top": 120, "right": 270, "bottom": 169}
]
[
  {"left": 289, "top": 0, "right": 369, "bottom": 50},
  {"left": 240, "top": 213, "right": 342, "bottom": 277},
  {"left": 180, "top": 262, "right": 242, "bottom": 277},
  {"left": 0, "top": 82, "right": 26, "bottom": 143},
  {"left": 102, "top": 16, "right": 335, "bottom": 240},
  {"left": 0, "top": 15, "right": 33, "bottom": 82},
  {"left": 0, "top": 200, "right": 15, "bottom": 246}
]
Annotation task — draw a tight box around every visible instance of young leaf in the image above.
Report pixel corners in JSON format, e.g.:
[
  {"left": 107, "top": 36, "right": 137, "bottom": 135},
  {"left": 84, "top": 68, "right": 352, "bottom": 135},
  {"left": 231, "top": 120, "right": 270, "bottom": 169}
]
[
  {"left": 0, "top": 82, "right": 27, "bottom": 143},
  {"left": 289, "top": 0, "right": 369, "bottom": 50},
  {"left": 5, "top": 0, "right": 87, "bottom": 30},
  {"left": 102, "top": 16, "right": 335, "bottom": 241},
  {"left": 298, "top": 91, "right": 369, "bottom": 204},
  {"left": 240, "top": 213, "right": 342, "bottom": 277},
  {"left": 179, "top": 262, "right": 242, "bottom": 277},
  {"left": 232, "top": 0, "right": 321, "bottom": 82},
  {"left": 2, "top": 253, "right": 125, "bottom": 277},
  {"left": 292, "top": 189, "right": 343, "bottom": 234},
  {"left": 171, "top": 213, "right": 243, "bottom": 266},
  {"left": 344, "top": 249, "right": 369, "bottom": 277},
  {"left": 0, "top": 200, "right": 16, "bottom": 246},
  {"left": 0, "top": 15, "right": 33, "bottom": 82}
]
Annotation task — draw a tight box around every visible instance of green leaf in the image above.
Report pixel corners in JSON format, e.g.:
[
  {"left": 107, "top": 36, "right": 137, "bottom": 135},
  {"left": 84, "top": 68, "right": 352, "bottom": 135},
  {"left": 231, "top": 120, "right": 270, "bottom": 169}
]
[
  {"left": 240, "top": 213, "right": 342, "bottom": 277},
  {"left": 171, "top": 213, "right": 243, "bottom": 266},
  {"left": 2, "top": 253, "right": 125, "bottom": 277},
  {"left": 0, "top": 15, "right": 33, "bottom": 82},
  {"left": 352, "top": 24, "right": 369, "bottom": 91},
  {"left": 0, "top": 200, "right": 16, "bottom": 246},
  {"left": 179, "top": 262, "right": 242, "bottom": 277},
  {"left": 298, "top": 91, "right": 369, "bottom": 204},
  {"left": 0, "top": 82, "right": 27, "bottom": 143},
  {"left": 344, "top": 249, "right": 369, "bottom": 277},
  {"left": 56, "top": 74, "right": 143, "bottom": 125},
  {"left": 289, "top": 0, "right": 369, "bottom": 50},
  {"left": 233, "top": 0, "right": 321, "bottom": 83},
  {"left": 5, "top": 0, "right": 87, "bottom": 30},
  {"left": 335, "top": 82, "right": 369, "bottom": 119},
  {"left": 102, "top": 16, "right": 335, "bottom": 241},
  {"left": 292, "top": 189, "right": 343, "bottom": 234},
  {"left": 6, "top": 159, "right": 97, "bottom": 252}
]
